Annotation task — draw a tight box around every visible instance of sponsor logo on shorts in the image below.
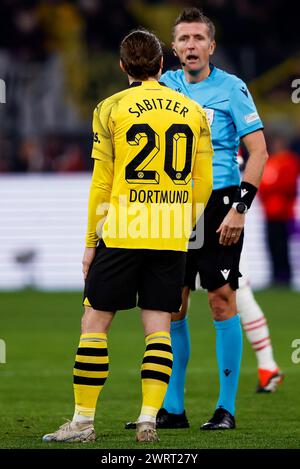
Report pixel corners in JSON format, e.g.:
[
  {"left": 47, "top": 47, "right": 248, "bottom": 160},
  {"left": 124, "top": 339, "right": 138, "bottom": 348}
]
[{"left": 220, "top": 269, "right": 230, "bottom": 280}]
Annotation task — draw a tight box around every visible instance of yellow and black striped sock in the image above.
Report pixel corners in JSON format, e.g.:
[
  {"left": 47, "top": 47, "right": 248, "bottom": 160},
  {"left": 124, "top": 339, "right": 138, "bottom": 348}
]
[
  {"left": 139, "top": 331, "right": 173, "bottom": 420},
  {"left": 73, "top": 332, "right": 109, "bottom": 421}
]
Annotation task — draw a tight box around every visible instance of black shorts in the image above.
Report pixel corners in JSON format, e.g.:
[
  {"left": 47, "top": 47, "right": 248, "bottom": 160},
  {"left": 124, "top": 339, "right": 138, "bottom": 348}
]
[
  {"left": 84, "top": 240, "right": 186, "bottom": 313},
  {"left": 185, "top": 186, "right": 243, "bottom": 292}
]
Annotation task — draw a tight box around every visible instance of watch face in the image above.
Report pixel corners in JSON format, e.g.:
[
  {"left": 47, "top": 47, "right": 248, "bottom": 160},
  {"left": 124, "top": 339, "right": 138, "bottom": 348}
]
[{"left": 237, "top": 202, "right": 247, "bottom": 213}]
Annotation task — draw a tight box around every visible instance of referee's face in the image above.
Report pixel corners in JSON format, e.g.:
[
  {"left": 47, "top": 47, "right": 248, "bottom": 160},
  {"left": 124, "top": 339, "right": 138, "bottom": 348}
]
[{"left": 172, "top": 22, "right": 215, "bottom": 78}]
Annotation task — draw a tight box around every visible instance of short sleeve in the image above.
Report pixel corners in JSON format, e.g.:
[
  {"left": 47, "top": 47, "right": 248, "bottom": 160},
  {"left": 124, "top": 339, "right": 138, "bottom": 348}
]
[
  {"left": 91, "top": 102, "right": 114, "bottom": 162},
  {"left": 229, "top": 80, "right": 263, "bottom": 138}
]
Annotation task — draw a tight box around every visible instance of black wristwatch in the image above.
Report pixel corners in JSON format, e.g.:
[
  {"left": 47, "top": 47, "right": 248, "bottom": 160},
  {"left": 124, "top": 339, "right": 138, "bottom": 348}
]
[{"left": 232, "top": 202, "right": 248, "bottom": 214}]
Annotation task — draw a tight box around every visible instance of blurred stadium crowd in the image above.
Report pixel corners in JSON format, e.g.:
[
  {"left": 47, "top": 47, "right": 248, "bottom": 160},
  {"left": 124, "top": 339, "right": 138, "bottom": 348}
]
[
  {"left": 0, "top": 0, "right": 300, "bottom": 289},
  {"left": 0, "top": 0, "right": 299, "bottom": 173}
]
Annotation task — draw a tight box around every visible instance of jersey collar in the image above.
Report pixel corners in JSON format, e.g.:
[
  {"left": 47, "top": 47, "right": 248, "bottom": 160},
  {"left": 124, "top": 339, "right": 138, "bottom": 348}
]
[
  {"left": 130, "top": 81, "right": 143, "bottom": 87},
  {"left": 184, "top": 63, "right": 216, "bottom": 86},
  {"left": 130, "top": 81, "right": 164, "bottom": 88}
]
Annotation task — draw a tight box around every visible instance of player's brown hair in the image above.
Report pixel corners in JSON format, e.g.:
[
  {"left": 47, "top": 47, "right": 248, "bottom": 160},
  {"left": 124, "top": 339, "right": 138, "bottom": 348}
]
[
  {"left": 120, "top": 29, "right": 163, "bottom": 80},
  {"left": 173, "top": 7, "right": 215, "bottom": 41}
]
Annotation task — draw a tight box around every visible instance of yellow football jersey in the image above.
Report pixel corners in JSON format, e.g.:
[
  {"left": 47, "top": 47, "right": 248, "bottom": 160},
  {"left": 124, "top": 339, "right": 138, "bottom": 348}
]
[{"left": 86, "top": 80, "right": 213, "bottom": 251}]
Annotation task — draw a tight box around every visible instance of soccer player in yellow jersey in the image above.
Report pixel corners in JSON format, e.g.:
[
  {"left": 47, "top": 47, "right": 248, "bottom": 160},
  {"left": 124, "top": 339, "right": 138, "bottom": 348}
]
[{"left": 42, "top": 29, "right": 213, "bottom": 444}]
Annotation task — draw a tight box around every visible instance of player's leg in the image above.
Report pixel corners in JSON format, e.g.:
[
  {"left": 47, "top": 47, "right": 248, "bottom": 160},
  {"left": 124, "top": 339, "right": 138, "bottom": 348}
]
[
  {"left": 124, "top": 286, "right": 191, "bottom": 430},
  {"left": 72, "top": 305, "right": 113, "bottom": 425},
  {"left": 135, "top": 309, "right": 172, "bottom": 442},
  {"left": 125, "top": 252, "right": 194, "bottom": 430},
  {"left": 134, "top": 248, "right": 186, "bottom": 442},
  {"left": 237, "top": 255, "right": 283, "bottom": 391},
  {"left": 42, "top": 305, "right": 114, "bottom": 443},
  {"left": 43, "top": 242, "right": 139, "bottom": 443}
]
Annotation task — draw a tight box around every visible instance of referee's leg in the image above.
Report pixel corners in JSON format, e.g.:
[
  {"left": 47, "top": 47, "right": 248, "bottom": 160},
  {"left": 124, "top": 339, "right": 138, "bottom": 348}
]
[
  {"left": 161, "top": 287, "right": 191, "bottom": 418},
  {"left": 201, "top": 284, "right": 242, "bottom": 430}
]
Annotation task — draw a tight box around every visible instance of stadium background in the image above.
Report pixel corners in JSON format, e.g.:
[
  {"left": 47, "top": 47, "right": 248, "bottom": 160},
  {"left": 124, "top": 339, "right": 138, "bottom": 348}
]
[{"left": 0, "top": 0, "right": 300, "bottom": 450}]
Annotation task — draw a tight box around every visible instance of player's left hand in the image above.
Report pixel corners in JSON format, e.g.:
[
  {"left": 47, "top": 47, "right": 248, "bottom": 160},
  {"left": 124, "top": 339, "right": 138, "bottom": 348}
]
[
  {"left": 216, "top": 208, "right": 245, "bottom": 246},
  {"left": 82, "top": 247, "right": 96, "bottom": 280}
]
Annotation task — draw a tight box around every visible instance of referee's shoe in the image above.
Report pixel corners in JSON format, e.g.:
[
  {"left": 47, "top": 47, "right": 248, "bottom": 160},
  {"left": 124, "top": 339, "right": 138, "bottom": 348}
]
[
  {"left": 200, "top": 408, "right": 235, "bottom": 430},
  {"left": 125, "top": 408, "right": 189, "bottom": 429}
]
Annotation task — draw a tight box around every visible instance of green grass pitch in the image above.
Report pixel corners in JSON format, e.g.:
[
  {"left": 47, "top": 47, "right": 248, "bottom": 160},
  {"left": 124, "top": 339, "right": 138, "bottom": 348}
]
[{"left": 0, "top": 289, "right": 299, "bottom": 449}]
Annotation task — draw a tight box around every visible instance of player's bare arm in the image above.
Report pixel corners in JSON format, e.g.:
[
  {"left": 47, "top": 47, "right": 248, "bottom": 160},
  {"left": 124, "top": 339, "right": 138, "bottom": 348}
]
[{"left": 82, "top": 247, "right": 96, "bottom": 280}]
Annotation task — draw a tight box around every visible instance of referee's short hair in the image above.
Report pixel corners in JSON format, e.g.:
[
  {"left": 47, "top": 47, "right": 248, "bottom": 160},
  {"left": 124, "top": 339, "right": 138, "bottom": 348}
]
[
  {"left": 120, "top": 29, "right": 163, "bottom": 80},
  {"left": 173, "top": 7, "right": 215, "bottom": 41}
]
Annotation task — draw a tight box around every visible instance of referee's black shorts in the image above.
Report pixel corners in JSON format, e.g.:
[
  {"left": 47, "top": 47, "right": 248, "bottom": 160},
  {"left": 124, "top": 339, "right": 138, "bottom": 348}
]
[
  {"left": 185, "top": 186, "right": 243, "bottom": 292},
  {"left": 84, "top": 240, "right": 186, "bottom": 313}
]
